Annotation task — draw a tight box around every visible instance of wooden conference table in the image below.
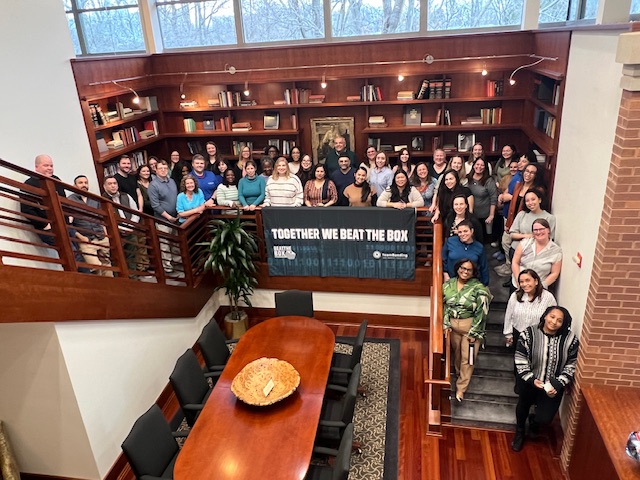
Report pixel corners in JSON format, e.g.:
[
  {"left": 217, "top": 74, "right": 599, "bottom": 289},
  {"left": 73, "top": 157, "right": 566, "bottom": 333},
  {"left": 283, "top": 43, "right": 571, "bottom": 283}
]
[{"left": 174, "top": 316, "right": 336, "bottom": 480}]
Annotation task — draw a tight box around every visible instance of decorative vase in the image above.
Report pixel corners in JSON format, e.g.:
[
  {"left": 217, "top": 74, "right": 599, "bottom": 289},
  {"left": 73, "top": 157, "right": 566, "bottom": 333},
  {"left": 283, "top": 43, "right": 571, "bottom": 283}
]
[{"left": 224, "top": 310, "right": 248, "bottom": 339}]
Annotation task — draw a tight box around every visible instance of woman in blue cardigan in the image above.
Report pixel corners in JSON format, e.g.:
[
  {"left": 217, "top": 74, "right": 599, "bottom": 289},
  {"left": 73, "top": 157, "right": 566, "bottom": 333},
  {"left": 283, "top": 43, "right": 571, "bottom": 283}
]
[
  {"left": 238, "top": 160, "right": 266, "bottom": 211},
  {"left": 442, "top": 220, "right": 489, "bottom": 285}
]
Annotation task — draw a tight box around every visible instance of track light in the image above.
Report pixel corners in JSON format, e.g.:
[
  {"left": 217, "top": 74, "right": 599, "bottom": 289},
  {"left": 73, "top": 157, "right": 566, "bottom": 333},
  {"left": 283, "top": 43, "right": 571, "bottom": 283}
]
[
  {"left": 481, "top": 64, "right": 488, "bottom": 76},
  {"left": 244, "top": 81, "right": 250, "bottom": 97},
  {"left": 508, "top": 56, "right": 550, "bottom": 86},
  {"left": 179, "top": 73, "right": 187, "bottom": 100},
  {"left": 398, "top": 74, "right": 404, "bottom": 81},
  {"left": 225, "top": 64, "right": 237, "bottom": 74},
  {"left": 112, "top": 80, "right": 139, "bottom": 104},
  {"left": 321, "top": 75, "right": 327, "bottom": 89}
]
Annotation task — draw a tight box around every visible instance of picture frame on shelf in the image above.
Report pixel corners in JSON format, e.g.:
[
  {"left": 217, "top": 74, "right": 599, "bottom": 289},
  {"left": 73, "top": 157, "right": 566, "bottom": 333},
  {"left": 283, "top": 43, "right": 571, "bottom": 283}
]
[
  {"left": 457, "top": 133, "right": 476, "bottom": 152},
  {"left": 411, "top": 136, "right": 424, "bottom": 151},
  {"left": 310, "top": 117, "right": 355, "bottom": 164}
]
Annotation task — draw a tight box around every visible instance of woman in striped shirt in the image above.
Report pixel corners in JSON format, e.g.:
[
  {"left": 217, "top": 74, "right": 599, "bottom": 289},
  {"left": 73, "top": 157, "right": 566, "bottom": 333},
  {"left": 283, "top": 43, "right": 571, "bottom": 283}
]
[{"left": 263, "top": 157, "right": 304, "bottom": 207}]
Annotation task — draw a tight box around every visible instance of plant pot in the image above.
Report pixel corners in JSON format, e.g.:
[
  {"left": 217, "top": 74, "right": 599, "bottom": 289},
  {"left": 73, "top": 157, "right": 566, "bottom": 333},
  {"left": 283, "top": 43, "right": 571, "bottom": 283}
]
[{"left": 224, "top": 310, "right": 248, "bottom": 339}]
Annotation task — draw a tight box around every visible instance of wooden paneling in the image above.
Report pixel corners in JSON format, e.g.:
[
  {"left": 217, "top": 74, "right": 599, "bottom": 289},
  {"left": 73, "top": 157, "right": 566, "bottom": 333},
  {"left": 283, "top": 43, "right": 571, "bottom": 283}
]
[{"left": 0, "top": 265, "right": 215, "bottom": 323}]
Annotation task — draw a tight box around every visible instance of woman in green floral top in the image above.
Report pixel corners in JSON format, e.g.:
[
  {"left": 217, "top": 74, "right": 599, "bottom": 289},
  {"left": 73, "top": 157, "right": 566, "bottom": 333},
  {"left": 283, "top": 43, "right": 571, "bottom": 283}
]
[{"left": 443, "top": 258, "right": 492, "bottom": 402}]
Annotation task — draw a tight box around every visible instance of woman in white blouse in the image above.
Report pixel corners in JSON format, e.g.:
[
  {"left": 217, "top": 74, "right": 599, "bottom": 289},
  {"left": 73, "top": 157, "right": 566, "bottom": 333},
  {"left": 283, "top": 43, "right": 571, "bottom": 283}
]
[
  {"left": 264, "top": 157, "right": 304, "bottom": 207},
  {"left": 376, "top": 170, "right": 424, "bottom": 209}
]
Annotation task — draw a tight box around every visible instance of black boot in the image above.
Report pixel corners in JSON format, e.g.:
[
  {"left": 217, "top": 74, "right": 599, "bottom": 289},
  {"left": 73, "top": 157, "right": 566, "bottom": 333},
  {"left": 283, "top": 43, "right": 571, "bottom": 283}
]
[
  {"left": 528, "top": 413, "right": 539, "bottom": 438},
  {"left": 511, "top": 428, "right": 525, "bottom": 452}
]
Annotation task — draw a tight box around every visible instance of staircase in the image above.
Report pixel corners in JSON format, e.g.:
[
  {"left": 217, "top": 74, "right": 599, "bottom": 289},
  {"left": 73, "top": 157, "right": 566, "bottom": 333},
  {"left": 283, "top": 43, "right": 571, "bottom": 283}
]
[{"left": 449, "top": 249, "right": 518, "bottom": 431}]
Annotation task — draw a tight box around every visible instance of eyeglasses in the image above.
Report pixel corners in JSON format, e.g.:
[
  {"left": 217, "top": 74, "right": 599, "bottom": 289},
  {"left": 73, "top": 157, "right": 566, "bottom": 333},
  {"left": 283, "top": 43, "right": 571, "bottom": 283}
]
[
  {"left": 532, "top": 228, "right": 547, "bottom": 233},
  {"left": 458, "top": 266, "right": 473, "bottom": 272}
]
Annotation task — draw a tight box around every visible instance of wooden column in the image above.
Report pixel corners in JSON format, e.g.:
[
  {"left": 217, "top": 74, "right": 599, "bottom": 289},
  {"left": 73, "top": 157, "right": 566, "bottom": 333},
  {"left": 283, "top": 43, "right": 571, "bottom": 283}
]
[{"left": 562, "top": 30, "right": 640, "bottom": 473}]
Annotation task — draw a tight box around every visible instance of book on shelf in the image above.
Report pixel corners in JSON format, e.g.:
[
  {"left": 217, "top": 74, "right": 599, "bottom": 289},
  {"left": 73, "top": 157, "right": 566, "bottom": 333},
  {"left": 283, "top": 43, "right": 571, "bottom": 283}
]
[
  {"left": 137, "top": 96, "right": 158, "bottom": 112},
  {"left": 207, "top": 98, "right": 221, "bottom": 107},
  {"left": 361, "top": 84, "right": 382, "bottom": 102},
  {"left": 89, "top": 103, "right": 108, "bottom": 127},
  {"left": 486, "top": 80, "right": 504, "bottom": 97},
  {"left": 429, "top": 80, "right": 443, "bottom": 100},
  {"left": 461, "top": 115, "right": 483, "bottom": 125},
  {"left": 291, "top": 114, "right": 298, "bottom": 130},
  {"left": 381, "top": 144, "right": 394, "bottom": 152},
  {"left": 480, "top": 107, "right": 502, "bottom": 125},
  {"left": 435, "top": 109, "right": 442, "bottom": 125},
  {"left": 283, "top": 88, "right": 310, "bottom": 104},
  {"left": 281, "top": 140, "right": 295, "bottom": 155},
  {"left": 443, "top": 79, "right": 451, "bottom": 99},
  {"left": 268, "top": 139, "right": 280, "bottom": 149},
  {"left": 107, "top": 139, "right": 124, "bottom": 150},
  {"left": 183, "top": 117, "right": 197, "bottom": 133},
  {"left": 218, "top": 116, "right": 232, "bottom": 131},
  {"left": 489, "top": 135, "right": 499, "bottom": 152},
  {"left": 403, "top": 106, "right": 422, "bottom": 126},
  {"left": 203, "top": 116, "right": 215, "bottom": 130},
  {"left": 368, "top": 115, "right": 387, "bottom": 127},
  {"left": 533, "top": 108, "right": 556, "bottom": 138},
  {"left": 263, "top": 111, "right": 280, "bottom": 130},
  {"left": 457, "top": 133, "right": 476, "bottom": 152},
  {"left": 346, "top": 95, "right": 361, "bottom": 102},
  {"left": 96, "top": 132, "right": 109, "bottom": 153},
  {"left": 218, "top": 91, "right": 242, "bottom": 108},
  {"left": 143, "top": 120, "right": 158, "bottom": 136},
  {"left": 139, "top": 129, "right": 156, "bottom": 139},
  {"left": 444, "top": 109, "right": 451, "bottom": 126},
  {"left": 411, "top": 136, "right": 424, "bottom": 151},
  {"left": 431, "top": 136, "right": 441, "bottom": 151},
  {"left": 308, "top": 94, "right": 325, "bottom": 103},
  {"left": 179, "top": 100, "right": 198, "bottom": 109},
  {"left": 421, "top": 122, "right": 437, "bottom": 127},
  {"left": 273, "top": 100, "right": 287, "bottom": 105},
  {"left": 394, "top": 145, "right": 408, "bottom": 152},
  {"left": 534, "top": 76, "right": 558, "bottom": 105},
  {"left": 416, "top": 79, "right": 429, "bottom": 100},
  {"left": 533, "top": 149, "right": 547, "bottom": 164},
  {"left": 443, "top": 143, "right": 456, "bottom": 152},
  {"left": 187, "top": 141, "right": 203, "bottom": 155},
  {"left": 397, "top": 91, "right": 415, "bottom": 101},
  {"left": 232, "top": 141, "right": 254, "bottom": 155},
  {"left": 240, "top": 100, "right": 257, "bottom": 107},
  {"left": 231, "top": 122, "right": 252, "bottom": 132}
]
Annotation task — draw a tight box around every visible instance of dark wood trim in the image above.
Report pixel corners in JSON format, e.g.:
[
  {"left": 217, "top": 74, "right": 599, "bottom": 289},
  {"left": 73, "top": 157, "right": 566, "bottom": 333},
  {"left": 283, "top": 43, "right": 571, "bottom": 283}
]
[
  {"left": 21, "top": 474, "right": 89, "bottom": 480},
  {"left": 0, "top": 265, "right": 215, "bottom": 323}
]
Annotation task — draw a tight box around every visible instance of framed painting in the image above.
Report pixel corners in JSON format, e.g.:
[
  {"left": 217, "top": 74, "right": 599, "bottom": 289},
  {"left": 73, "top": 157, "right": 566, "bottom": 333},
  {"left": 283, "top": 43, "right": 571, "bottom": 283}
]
[{"left": 310, "top": 117, "right": 355, "bottom": 164}]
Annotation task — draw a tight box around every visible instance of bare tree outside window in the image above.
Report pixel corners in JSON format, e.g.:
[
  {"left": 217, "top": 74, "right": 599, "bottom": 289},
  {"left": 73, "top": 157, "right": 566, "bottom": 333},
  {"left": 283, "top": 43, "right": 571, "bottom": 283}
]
[
  {"left": 427, "top": 0, "right": 523, "bottom": 31},
  {"left": 157, "top": 0, "right": 237, "bottom": 48},
  {"left": 241, "top": 0, "right": 325, "bottom": 42},
  {"left": 331, "top": 0, "right": 419, "bottom": 37}
]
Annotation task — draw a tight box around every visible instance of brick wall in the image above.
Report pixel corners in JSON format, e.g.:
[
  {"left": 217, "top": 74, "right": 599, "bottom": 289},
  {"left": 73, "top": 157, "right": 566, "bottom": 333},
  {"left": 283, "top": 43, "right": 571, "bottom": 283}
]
[{"left": 561, "top": 85, "right": 640, "bottom": 468}]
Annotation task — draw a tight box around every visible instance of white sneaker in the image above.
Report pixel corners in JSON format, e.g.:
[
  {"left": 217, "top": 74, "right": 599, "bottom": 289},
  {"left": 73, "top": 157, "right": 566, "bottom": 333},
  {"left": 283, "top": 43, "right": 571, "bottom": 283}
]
[
  {"left": 494, "top": 264, "right": 512, "bottom": 276},
  {"left": 490, "top": 241, "right": 499, "bottom": 248}
]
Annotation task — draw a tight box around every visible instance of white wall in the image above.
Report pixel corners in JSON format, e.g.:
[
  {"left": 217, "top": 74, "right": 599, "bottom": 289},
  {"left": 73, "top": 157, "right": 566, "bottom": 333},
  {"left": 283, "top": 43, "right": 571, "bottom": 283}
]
[
  {"left": 54, "top": 294, "right": 220, "bottom": 478},
  {"left": 0, "top": 323, "right": 99, "bottom": 478},
  {"left": 553, "top": 30, "right": 624, "bottom": 337}
]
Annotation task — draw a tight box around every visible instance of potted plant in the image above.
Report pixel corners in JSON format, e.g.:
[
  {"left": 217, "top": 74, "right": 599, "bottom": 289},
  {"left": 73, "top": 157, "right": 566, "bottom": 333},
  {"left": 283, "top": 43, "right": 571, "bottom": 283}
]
[{"left": 203, "top": 213, "right": 259, "bottom": 338}]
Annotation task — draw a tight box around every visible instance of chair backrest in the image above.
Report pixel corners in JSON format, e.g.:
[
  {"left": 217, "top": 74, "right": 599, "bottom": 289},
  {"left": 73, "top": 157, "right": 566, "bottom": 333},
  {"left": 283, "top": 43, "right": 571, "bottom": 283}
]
[
  {"left": 197, "top": 320, "right": 230, "bottom": 368},
  {"left": 121, "top": 404, "right": 178, "bottom": 479},
  {"left": 333, "top": 423, "right": 354, "bottom": 480},
  {"left": 169, "top": 349, "right": 210, "bottom": 426},
  {"left": 274, "top": 290, "right": 314, "bottom": 317},
  {"left": 340, "top": 363, "right": 361, "bottom": 425},
  {"left": 348, "top": 320, "right": 368, "bottom": 370}
]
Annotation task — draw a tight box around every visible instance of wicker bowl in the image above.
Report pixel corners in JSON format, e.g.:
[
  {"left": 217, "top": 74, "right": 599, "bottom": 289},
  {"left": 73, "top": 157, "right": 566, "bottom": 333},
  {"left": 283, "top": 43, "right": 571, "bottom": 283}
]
[{"left": 231, "top": 357, "right": 301, "bottom": 406}]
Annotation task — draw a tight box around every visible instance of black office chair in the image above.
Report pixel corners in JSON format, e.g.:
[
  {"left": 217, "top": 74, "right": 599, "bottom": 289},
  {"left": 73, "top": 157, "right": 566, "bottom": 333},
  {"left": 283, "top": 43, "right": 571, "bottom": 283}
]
[
  {"left": 329, "top": 320, "right": 367, "bottom": 392},
  {"left": 197, "top": 320, "right": 233, "bottom": 375},
  {"left": 305, "top": 423, "right": 354, "bottom": 480},
  {"left": 121, "top": 404, "right": 187, "bottom": 480},
  {"left": 316, "top": 363, "right": 361, "bottom": 448},
  {"left": 169, "top": 349, "right": 213, "bottom": 428},
  {"left": 275, "top": 289, "right": 314, "bottom": 317}
]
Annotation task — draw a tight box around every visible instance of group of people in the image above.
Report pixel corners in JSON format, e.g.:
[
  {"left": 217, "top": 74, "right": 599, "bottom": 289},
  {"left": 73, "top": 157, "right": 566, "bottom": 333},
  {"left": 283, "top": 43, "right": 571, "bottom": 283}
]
[{"left": 440, "top": 143, "right": 576, "bottom": 454}]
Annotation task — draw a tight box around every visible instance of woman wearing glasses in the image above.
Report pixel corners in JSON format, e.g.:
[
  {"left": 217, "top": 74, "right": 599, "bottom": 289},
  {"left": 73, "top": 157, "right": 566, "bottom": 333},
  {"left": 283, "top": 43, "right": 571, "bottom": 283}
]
[
  {"left": 443, "top": 258, "right": 491, "bottom": 402},
  {"left": 511, "top": 218, "right": 562, "bottom": 289}
]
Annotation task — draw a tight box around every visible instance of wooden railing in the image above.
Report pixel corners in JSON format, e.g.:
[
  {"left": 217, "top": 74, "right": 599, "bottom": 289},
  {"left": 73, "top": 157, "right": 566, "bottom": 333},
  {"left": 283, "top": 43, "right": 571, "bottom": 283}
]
[
  {"left": 0, "top": 159, "right": 211, "bottom": 288},
  {"left": 423, "top": 219, "right": 450, "bottom": 436}
]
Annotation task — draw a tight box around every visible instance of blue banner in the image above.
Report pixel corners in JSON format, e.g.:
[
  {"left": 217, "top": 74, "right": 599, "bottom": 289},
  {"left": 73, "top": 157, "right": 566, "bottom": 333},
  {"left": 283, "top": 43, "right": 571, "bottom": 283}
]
[{"left": 262, "top": 207, "right": 415, "bottom": 279}]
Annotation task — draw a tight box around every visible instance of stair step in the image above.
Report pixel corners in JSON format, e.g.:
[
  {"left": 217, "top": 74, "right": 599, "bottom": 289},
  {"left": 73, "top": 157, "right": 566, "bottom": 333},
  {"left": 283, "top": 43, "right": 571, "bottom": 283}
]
[
  {"left": 452, "top": 375, "right": 518, "bottom": 402},
  {"left": 474, "top": 351, "right": 513, "bottom": 372},
  {"left": 451, "top": 396, "right": 517, "bottom": 427}
]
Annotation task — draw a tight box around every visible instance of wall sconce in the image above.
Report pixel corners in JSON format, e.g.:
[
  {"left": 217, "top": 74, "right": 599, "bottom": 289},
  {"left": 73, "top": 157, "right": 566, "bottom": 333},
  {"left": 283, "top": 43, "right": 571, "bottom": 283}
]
[
  {"left": 112, "top": 80, "right": 139, "bottom": 104},
  {"left": 508, "top": 57, "right": 547, "bottom": 86}
]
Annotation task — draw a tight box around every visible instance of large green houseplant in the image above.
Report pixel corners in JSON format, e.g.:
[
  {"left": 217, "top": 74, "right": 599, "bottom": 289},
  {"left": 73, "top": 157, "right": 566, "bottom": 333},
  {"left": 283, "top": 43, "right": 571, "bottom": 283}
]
[{"left": 203, "top": 214, "right": 259, "bottom": 338}]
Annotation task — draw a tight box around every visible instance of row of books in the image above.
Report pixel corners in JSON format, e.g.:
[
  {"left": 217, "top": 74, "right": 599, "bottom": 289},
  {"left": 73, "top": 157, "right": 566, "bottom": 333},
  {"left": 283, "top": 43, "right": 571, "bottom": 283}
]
[
  {"left": 362, "top": 84, "right": 383, "bottom": 102},
  {"left": 368, "top": 115, "right": 387, "bottom": 128},
  {"left": 103, "top": 120, "right": 158, "bottom": 150},
  {"left": 217, "top": 91, "right": 244, "bottom": 108},
  {"left": 534, "top": 108, "right": 557, "bottom": 138},
  {"left": 368, "top": 134, "right": 499, "bottom": 154},
  {"left": 90, "top": 96, "right": 157, "bottom": 128},
  {"left": 283, "top": 88, "right": 311, "bottom": 104},
  {"left": 486, "top": 80, "right": 504, "bottom": 98},
  {"left": 103, "top": 150, "right": 148, "bottom": 176},
  {"left": 534, "top": 76, "right": 560, "bottom": 106},
  {"left": 231, "top": 141, "right": 253, "bottom": 156},
  {"left": 416, "top": 79, "right": 452, "bottom": 100}
]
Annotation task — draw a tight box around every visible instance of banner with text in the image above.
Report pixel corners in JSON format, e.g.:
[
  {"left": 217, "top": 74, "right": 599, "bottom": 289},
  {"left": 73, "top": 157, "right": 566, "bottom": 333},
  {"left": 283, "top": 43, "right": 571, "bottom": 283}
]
[{"left": 262, "top": 207, "right": 415, "bottom": 279}]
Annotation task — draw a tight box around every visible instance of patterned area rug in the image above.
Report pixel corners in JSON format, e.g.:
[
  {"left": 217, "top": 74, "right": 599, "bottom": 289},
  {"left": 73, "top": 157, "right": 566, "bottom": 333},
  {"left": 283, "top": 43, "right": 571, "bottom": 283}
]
[{"left": 334, "top": 339, "right": 400, "bottom": 480}]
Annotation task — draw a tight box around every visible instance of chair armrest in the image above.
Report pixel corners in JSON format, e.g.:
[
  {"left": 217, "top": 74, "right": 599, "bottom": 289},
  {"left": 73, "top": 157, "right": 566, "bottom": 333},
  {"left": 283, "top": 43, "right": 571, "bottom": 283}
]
[
  {"left": 204, "top": 371, "right": 222, "bottom": 379},
  {"left": 182, "top": 403, "right": 204, "bottom": 411},
  {"left": 334, "top": 336, "right": 356, "bottom": 345},
  {"left": 313, "top": 446, "right": 339, "bottom": 457},
  {"left": 330, "top": 366, "right": 353, "bottom": 374},
  {"left": 319, "top": 420, "right": 346, "bottom": 429},
  {"left": 225, "top": 339, "right": 239, "bottom": 345},
  {"left": 325, "top": 384, "right": 348, "bottom": 394},
  {"left": 208, "top": 365, "right": 225, "bottom": 372},
  {"left": 172, "top": 429, "right": 190, "bottom": 438}
]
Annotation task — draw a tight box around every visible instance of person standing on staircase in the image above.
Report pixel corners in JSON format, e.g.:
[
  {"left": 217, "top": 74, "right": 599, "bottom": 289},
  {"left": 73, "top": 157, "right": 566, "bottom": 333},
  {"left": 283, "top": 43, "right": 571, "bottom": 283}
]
[
  {"left": 511, "top": 306, "right": 579, "bottom": 452},
  {"left": 443, "top": 259, "right": 492, "bottom": 403}
]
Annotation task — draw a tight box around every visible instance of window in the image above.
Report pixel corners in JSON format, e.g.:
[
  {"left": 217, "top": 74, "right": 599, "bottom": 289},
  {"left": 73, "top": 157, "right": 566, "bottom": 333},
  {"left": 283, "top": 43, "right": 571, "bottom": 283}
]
[
  {"left": 240, "top": 0, "right": 324, "bottom": 43},
  {"left": 632, "top": 0, "right": 640, "bottom": 15},
  {"left": 157, "top": 0, "right": 237, "bottom": 48},
  {"left": 427, "top": 0, "right": 524, "bottom": 31},
  {"left": 65, "top": 0, "right": 145, "bottom": 55},
  {"left": 331, "top": 0, "right": 419, "bottom": 38},
  {"left": 540, "top": 0, "right": 597, "bottom": 23}
]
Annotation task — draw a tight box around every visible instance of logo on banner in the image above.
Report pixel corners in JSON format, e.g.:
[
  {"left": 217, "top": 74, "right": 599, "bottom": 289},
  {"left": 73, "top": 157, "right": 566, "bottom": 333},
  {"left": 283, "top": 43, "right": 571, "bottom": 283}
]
[
  {"left": 273, "top": 245, "right": 297, "bottom": 260},
  {"left": 372, "top": 250, "right": 409, "bottom": 260}
]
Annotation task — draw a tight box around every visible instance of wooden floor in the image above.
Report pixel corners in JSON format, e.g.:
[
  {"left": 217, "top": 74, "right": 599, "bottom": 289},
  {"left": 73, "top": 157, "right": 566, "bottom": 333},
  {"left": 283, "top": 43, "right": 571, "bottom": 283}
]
[{"left": 327, "top": 323, "right": 567, "bottom": 480}]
